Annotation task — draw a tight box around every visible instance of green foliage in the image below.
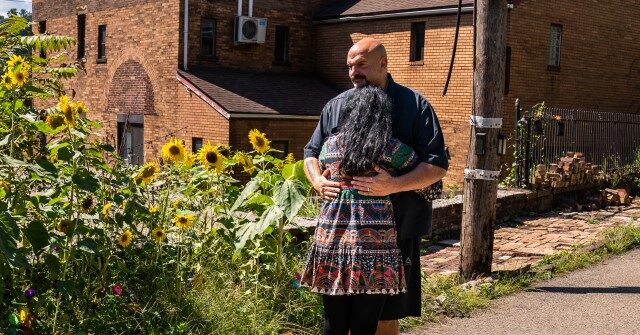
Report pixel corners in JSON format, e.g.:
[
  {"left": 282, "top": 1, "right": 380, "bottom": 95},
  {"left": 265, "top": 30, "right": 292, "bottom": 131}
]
[{"left": 0, "top": 21, "right": 317, "bottom": 334}]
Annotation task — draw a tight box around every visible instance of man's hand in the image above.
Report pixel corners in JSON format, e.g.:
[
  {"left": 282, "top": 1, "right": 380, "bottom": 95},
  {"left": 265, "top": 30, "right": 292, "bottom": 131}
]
[
  {"left": 351, "top": 166, "right": 397, "bottom": 197},
  {"left": 314, "top": 169, "right": 341, "bottom": 201}
]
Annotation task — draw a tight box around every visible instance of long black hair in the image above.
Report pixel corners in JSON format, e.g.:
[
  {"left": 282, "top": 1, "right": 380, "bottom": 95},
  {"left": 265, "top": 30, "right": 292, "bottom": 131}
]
[{"left": 338, "top": 85, "right": 394, "bottom": 176}]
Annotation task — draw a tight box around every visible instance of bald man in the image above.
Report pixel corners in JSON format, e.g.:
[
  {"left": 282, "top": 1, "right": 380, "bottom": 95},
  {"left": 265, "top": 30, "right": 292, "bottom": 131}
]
[{"left": 304, "top": 38, "right": 448, "bottom": 334}]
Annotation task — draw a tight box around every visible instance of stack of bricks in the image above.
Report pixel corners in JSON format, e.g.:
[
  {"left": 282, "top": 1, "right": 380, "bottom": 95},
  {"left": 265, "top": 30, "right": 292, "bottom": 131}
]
[{"left": 531, "top": 152, "right": 600, "bottom": 190}]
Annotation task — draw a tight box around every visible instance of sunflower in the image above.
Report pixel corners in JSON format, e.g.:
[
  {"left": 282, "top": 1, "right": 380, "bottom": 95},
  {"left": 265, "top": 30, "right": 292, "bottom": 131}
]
[
  {"left": 183, "top": 152, "right": 196, "bottom": 168},
  {"left": 1, "top": 72, "right": 13, "bottom": 89},
  {"left": 81, "top": 196, "right": 94, "bottom": 212},
  {"left": 174, "top": 213, "right": 195, "bottom": 229},
  {"left": 197, "top": 142, "right": 224, "bottom": 172},
  {"left": 149, "top": 206, "right": 159, "bottom": 214},
  {"left": 285, "top": 153, "right": 295, "bottom": 164},
  {"left": 61, "top": 101, "right": 78, "bottom": 127},
  {"left": 7, "top": 54, "right": 28, "bottom": 70},
  {"left": 75, "top": 100, "right": 88, "bottom": 115},
  {"left": 18, "top": 306, "right": 29, "bottom": 323},
  {"left": 46, "top": 113, "right": 66, "bottom": 129},
  {"left": 117, "top": 229, "right": 133, "bottom": 248},
  {"left": 161, "top": 138, "right": 186, "bottom": 163},
  {"left": 102, "top": 202, "right": 113, "bottom": 217},
  {"left": 151, "top": 227, "right": 167, "bottom": 241},
  {"left": 9, "top": 68, "right": 28, "bottom": 87},
  {"left": 58, "top": 95, "right": 69, "bottom": 110},
  {"left": 234, "top": 151, "right": 255, "bottom": 174},
  {"left": 248, "top": 129, "right": 271, "bottom": 154},
  {"left": 136, "top": 162, "right": 159, "bottom": 184},
  {"left": 0, "top": 179, "right": 10, "bottom": 193},
  {"left": 214, "top": 144, "right": 231, "bottom": 157}
]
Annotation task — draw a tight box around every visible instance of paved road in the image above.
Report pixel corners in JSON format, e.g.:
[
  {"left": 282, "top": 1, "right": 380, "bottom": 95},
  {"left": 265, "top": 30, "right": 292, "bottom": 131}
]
[{"left": 408, "top": 249, "right": 640, "bottom": 335}]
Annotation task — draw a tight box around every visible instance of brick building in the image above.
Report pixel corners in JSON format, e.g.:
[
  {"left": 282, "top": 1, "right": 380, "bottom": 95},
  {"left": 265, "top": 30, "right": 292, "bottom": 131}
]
[{"left": 32, "top": 0, "right": 640, "bottom": 184}]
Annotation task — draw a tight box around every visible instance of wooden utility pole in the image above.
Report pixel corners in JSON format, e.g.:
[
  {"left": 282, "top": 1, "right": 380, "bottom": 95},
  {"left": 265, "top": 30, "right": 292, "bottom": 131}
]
[{"left": 459, "top": 0, "right": 508, "bottom": 280}]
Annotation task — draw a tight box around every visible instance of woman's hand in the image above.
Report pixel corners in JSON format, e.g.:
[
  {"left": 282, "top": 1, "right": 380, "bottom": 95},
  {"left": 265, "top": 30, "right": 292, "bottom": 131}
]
[{"left": 351, "top": 166, "right": 397, "bottom": 197}]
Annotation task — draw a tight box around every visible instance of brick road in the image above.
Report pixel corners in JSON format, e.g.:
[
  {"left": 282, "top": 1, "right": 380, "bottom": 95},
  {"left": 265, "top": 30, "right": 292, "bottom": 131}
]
[{"left": 421, "top": 200, "right": 640, "bottom": 275}]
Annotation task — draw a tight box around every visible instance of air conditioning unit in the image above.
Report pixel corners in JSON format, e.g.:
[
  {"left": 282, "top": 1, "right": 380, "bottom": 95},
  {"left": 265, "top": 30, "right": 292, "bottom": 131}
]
[{"left": 234, "top": 16, "right": 267, "bottom": 44}]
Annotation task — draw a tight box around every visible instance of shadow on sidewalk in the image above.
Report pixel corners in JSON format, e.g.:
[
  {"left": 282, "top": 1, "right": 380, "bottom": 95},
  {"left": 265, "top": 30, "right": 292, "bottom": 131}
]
[{"left": 531, "top": 286, "right": 640, "bottom": 294}]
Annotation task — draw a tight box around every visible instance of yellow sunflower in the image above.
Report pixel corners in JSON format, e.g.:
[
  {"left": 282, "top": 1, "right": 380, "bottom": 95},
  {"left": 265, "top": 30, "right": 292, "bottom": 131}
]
[
  {"left": 285, "top": 153, "right": 295, "bottom": 164},
  {"left": 214, "top": 144, "right": 231, "bottom": 157},
  {"left": 174, "top": 213, "right": 195, "bottom": 229},
  {"left": 136, "top": 162, "right": 159, "bottom": 184},
  {"left": 61, "top": 101, "right": 78, "bottom": 127},
  {"left": 248, "top": 129, "right": 271, "bottom": 154},
  {"left": 46, "top": 113, "right": 66, "bottom": 129},
  {"left": 197, "top": 142, "right": 224, "bottom": 172},
  {"left": 7, "top": 54, "right": 28, "bottom": 70},
  {"left": 58, "top": 95, "right": 69, "bottom": 110},
  {"left": 183, "top": 152, "right": 196, "bottom": 168},
  {"left": 234, "top": 151, "right": 255, "bottom": 174},
  {"left": 117, "top": 229, "right": 133, "bottom": 248},
  {"left": 9, "top": 69, "right": 28, "bottom": 88},
  {"left": 149, "top": 206, "right": 159, "bottom": 214},
  {"left": 161, "top": 138, "right": 186, "bottom": 163},
  {"left": 151, "top": 227, "right": 167, "bottom": 241},
  {"left": 102, "top": 202, "right": 113, "bottom": 217},
  {"left": 75, "top": 100, "right": 88, "bottom": 115},
  {"left": 1, "top": 72, "right": 13, "bottom": 89}
]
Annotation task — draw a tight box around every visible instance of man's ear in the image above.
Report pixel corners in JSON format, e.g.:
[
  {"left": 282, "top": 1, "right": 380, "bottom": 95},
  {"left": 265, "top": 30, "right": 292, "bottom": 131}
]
[{"left": 380, "top": 56, "right": 388, "bottom": 70}]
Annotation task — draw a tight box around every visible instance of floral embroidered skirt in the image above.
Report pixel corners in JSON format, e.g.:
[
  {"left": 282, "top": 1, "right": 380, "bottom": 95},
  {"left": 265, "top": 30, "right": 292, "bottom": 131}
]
[{"left": 300, "top": 191, "right": 406, "bottom": 295}]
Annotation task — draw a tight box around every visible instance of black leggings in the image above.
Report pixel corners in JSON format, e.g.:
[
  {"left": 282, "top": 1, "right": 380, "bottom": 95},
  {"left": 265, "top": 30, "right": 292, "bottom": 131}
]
[{"left": 322, "top": 294, "right": 388, "bottom": 335}]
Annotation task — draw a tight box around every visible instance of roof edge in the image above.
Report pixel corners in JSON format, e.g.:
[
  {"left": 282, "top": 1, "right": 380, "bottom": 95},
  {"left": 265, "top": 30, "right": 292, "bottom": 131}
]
[
  {"left": 176, "top": 71, "right": 231, "bottom": 119},
  {"left": 229, "top": 113, "right": 320, "bottom": 120},
  {"left": 314, "top": 5, "right": 474, "bottom": 24}
]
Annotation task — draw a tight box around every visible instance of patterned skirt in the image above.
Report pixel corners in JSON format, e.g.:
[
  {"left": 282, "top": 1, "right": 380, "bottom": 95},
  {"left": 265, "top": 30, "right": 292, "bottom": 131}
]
[{"left": 300, "top": 191, "right": 406, "bottom": 295}]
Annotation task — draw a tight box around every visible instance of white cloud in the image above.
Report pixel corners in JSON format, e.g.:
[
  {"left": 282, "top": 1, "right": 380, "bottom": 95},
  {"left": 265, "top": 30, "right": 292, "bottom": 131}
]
[{"left": 1, "top": 0, "right": 33, "bottom": 16}]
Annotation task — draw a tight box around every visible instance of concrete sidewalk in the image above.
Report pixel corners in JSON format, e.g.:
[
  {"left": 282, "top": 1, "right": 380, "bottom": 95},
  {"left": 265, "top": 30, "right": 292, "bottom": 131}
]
[
  {"left": 421, "top": 200, "right": 640, "bottom": 275},
  {"left": 408, "top": 248, "right": 640, "bottom": 335}
]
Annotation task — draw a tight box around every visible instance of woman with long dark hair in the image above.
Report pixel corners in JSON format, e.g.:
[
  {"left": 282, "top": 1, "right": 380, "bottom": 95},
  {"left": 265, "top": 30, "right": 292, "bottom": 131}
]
[{"left": 300, "top": 86, "right": 421, "bottom": 335}]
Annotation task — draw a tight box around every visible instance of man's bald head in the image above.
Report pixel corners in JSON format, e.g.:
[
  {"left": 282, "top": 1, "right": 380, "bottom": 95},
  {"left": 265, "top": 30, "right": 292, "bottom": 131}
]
[{"left": 346, "top": 37, "right": 389, "bottom": 88}]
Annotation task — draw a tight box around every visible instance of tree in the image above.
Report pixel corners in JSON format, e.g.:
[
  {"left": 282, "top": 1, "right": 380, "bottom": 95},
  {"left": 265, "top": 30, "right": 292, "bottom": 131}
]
[{"left": 0, "top": 9, "right": 33, "bottom": 36}]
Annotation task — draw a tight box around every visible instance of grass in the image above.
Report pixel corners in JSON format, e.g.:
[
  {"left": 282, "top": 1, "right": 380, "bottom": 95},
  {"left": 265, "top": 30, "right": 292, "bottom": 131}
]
[{"left": 399, "top": 224, "right": 640, "bottom": 331}]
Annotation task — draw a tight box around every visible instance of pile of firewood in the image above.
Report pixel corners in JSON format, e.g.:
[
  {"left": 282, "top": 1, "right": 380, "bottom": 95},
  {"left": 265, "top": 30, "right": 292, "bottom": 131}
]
[
  {"left": 602, "top": 188, "right": 632, "bottom": 206},
  {"left": 531, "top": 152, "right": 600, "bottom": 189}
]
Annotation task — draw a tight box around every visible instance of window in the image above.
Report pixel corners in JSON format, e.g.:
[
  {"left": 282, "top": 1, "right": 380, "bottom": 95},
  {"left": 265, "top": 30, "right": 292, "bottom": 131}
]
[
  {"left": 192, "top": 137, "right": 203, "bottom": 153},
  {"left": 548, "top": 23, "right": 562, "bottom": 70},
  {"left": 38, "top": 21, "right": 46, "bottom": 58},
  {"left": 410, "top": 22, "right": 425, "bottom": 62},
  {"left": 274, "top": 25, "right": 290, "bottom": 65},
  {"left": 117, "top": 114, "right": 144, "bottom": 166},
  {"left": 505, "top": 46, "right": 511, "bottom": 94},
  {"left": 271, "top": 140, "right": 289, "bottom": 159},
  {"left": 77, "top": 15, "right": 86, "bottom": 59},
  {"left": 201, "top": 18, "right": 215, "bottom": 57},
  {"left": 97, "top": 25, "right": 107, "bottom": 62}
]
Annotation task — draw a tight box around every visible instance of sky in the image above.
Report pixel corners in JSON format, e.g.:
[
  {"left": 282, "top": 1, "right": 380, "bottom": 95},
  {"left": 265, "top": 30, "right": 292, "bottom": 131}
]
[{"left": 0, "top": 0, "right": 32, "bottom": 15}]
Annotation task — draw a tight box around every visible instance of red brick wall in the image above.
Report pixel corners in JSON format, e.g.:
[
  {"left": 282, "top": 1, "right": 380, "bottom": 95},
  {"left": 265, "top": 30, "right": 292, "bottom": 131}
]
[
  {"left": 184, "top": 0, "right": 337, "bottom": 73},
  {"left": 174, "top": 82, "right": 230, "bottom": 151},
  {"left": 315, "top": 15, "right": 475, "bottom": 185},
  {"left": 230, "top": 118, "right": 319, "bottom": 159},
  {"left": 33, "top": 0, "right": 181, "bottom": 161}
]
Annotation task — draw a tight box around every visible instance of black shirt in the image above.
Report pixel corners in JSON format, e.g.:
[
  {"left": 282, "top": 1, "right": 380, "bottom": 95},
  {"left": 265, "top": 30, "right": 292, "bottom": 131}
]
[{"left": 304, "top": 74, "right": 448, "bottom": 239}]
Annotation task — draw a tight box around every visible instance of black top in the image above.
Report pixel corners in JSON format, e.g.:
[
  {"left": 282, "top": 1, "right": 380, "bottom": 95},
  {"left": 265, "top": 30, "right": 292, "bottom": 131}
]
[{"left": 304, "top": 74, "right": 449, "bottom": 239}]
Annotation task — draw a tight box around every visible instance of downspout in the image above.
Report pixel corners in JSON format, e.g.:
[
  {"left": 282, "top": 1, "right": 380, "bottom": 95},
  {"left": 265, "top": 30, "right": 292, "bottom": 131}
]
[
  {"left": 238, "top": 0, "right": 243, "bottom": 16},
  {"left": 183, "top": 0, "right": 189, "bottom": 71},
  {"left": 248, "top": 0, "right": 253, "bottom": 17}
]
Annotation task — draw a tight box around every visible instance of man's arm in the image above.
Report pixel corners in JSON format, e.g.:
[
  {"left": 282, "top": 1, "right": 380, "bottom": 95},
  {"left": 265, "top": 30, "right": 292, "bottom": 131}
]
[{"left": 351, "top": 162, "right": 445, "bottom": 197}]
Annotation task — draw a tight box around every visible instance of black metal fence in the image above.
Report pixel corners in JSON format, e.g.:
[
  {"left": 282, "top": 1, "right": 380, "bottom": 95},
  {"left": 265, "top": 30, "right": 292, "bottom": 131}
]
[{"left": 514, "top": 100, "right": 640, "bottom": 187}]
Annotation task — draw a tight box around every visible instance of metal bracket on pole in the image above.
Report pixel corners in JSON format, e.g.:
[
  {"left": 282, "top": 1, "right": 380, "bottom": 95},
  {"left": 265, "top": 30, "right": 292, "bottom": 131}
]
[
  {"left": 470, "top": 116, "right": 503, "bottom": 129},
  {"left": 464, "top": 168, "right": 500, "bottom": 181}
]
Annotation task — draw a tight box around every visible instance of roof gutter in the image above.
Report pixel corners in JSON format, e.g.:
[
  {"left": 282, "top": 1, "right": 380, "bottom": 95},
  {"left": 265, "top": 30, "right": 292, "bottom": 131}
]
[
  {"left": 229, "top": 114, "right": 320, "bottom": 120},
  {"left": 314, "top": 6, "right": 474, "bottom": 24}
]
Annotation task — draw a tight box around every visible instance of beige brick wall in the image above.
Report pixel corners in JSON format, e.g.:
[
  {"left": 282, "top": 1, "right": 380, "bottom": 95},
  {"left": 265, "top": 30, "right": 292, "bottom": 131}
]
[{"left": 230, "top": 118, "right": 319, "bottom": 159}]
